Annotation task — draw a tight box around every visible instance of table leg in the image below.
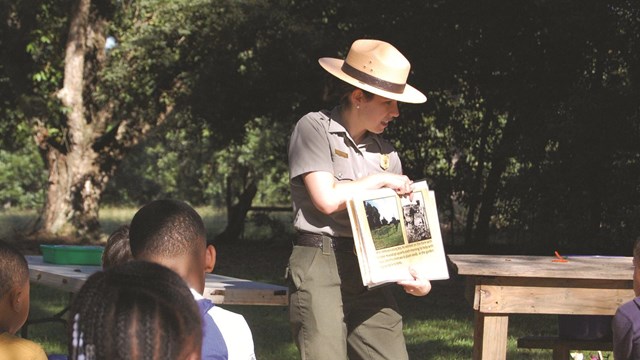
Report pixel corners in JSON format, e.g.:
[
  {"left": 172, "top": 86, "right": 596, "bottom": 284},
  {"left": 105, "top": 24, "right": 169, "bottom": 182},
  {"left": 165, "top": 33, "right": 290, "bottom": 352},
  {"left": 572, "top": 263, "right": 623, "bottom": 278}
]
[{"left": 473, "top": 311, "right": 509, "bottom": 360}]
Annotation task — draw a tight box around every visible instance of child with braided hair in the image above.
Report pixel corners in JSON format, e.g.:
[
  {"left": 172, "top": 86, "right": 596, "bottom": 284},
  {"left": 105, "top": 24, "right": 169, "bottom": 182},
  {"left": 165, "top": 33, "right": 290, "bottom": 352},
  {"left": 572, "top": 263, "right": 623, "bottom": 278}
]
[
  {"left": 68, "top": 260, "right": 202, "bottom": 360},
  {"left": 129, "top": 199, "right": 256, "bottom": 360},
  {"left": 0, "top": 240, "right": 47, "bottom": 360}
]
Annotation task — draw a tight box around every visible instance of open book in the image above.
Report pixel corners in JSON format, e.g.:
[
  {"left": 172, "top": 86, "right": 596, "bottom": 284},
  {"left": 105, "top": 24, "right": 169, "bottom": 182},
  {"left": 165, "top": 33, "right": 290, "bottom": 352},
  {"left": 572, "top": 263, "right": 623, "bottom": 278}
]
[{"left": 346, "top": 180, "right": 450, "bottom": 288}]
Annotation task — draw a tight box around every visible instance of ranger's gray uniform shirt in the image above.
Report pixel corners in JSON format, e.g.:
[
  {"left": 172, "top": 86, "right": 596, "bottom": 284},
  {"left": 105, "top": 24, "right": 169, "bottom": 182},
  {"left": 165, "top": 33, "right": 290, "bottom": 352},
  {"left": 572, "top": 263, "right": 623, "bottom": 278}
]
[{"left": 288, "top": 107, "right": 402, "bottom": 237}]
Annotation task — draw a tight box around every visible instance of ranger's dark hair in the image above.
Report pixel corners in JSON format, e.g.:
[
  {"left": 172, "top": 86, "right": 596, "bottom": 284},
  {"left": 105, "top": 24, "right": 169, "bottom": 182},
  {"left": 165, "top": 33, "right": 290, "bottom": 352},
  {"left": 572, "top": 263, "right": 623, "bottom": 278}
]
[
  {"left": 323, "top": 75, "right": 375, "bottom": 109},
  {"left": 102, "top": 224, "right": 132, "bottom": 269},
  {"left": 128, "top": 199, "right": 206, "bottom": 259},
  {"left": 0, "top": 240, "right": 29, "bottom": 298},
  {"left": 68, "top": 260, "right": 202, "bottom": 360}
]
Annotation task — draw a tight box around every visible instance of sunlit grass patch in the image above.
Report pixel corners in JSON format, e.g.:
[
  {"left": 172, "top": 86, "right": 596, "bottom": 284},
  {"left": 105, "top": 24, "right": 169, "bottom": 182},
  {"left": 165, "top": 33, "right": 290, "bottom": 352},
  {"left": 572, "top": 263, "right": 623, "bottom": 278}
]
[{"left": 0, "top": 208, "right": 39, "bottom": 239}]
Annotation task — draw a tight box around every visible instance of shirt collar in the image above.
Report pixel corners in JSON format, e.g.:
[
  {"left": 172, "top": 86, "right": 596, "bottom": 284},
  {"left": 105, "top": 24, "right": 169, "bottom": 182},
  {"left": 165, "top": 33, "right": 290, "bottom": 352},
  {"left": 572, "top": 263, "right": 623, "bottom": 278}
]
[
  {"left": 191, "top": 287, "right": 215, "bottom": 314},
  {"left": 327, "top": 106, "right": 347, "bottom": 134},
  {"left": 327, "top": 106, "right": 373, "bottom": 149}
]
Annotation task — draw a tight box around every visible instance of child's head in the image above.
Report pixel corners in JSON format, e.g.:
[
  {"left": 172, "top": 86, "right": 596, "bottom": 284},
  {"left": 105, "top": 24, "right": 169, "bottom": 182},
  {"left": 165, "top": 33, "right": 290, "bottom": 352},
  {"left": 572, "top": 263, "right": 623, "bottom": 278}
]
[
  {"left": 69, "top": 260, "right": 202, "bottom": 360},
  {"left": 129, "top": 199, "right": 215, "bottom": 293},
  {"left": 0, "top": 240, "right": 30, "bottom": 335},
  {"left": 102, "top": 224, "right": 132, "bottom": 269}
]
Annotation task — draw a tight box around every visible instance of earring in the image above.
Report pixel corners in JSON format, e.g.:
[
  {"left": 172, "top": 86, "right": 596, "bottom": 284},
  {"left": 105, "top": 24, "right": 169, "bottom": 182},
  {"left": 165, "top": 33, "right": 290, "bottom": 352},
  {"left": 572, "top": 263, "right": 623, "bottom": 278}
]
[{"left": 356, "top": 105, "right": 360, "bottom": 110}]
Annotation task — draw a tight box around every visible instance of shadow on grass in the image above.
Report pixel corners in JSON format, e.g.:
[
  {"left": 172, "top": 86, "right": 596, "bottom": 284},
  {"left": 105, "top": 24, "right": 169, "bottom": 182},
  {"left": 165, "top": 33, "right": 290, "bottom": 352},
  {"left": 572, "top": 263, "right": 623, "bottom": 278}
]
[{"left": 24, "top": 283, "right": 70, "bottom": 355}]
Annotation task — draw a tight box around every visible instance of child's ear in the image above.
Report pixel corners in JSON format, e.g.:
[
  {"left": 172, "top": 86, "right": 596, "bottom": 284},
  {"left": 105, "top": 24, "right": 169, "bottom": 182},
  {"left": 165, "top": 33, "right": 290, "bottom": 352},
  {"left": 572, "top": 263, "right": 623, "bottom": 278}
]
[
  {"left": 204, "top": 244, "right": 216, "bottom": 273},
  {"left": 9, "top": 287, "right": 25, "bottom": 313}
]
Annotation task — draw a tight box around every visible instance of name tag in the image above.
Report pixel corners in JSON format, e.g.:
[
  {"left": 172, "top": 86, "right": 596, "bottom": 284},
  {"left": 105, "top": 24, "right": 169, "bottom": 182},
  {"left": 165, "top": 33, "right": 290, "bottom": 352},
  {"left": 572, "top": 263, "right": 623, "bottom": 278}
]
[{"left": 335, "top": 149, "right": 349, "bottom": 158}]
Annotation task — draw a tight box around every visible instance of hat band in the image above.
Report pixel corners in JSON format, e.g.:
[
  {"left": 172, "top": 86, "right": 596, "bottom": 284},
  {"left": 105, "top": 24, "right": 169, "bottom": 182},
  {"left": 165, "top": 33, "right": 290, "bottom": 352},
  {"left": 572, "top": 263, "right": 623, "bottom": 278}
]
[{"left": 341, "top": 62, "right": 406, "bottom": 94}]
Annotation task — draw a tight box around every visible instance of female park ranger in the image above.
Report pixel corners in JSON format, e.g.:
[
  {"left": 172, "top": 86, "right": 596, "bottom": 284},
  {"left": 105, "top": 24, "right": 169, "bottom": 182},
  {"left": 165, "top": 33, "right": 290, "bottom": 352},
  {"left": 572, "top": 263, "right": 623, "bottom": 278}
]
[{"left": 287, "top": 39, "right": 432, "bottom": 360}]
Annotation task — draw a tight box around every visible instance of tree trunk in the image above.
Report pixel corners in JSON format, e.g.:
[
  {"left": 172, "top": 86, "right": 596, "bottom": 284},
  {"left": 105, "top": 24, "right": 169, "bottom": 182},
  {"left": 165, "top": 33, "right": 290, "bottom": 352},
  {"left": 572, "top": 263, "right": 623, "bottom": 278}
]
[
  {"left": 40, "top": 146, "right": 73, "bottom": 235},
  {"left": 37, "top": 0, "right": 104, "bottom": 240},
  {"left": 39, "top": 144, "right": 103, "bottom": 238},
  {"left": 214, "top": 177, "right": 258, "bottom": 243},
  {"left": 31, "top": 0, "right": 176, "bottom": 240}
]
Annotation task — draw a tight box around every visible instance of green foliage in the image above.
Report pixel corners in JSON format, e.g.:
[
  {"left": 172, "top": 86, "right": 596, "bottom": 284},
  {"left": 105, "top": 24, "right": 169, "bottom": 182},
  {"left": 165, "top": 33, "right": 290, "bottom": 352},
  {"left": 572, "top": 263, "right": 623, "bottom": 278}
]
[
  {"left": 210, "top": 117, "right": 291, "bottom": 206},
  {"left": 0, "top": 144, "right": 46, "bottom": 208},
  {"left": 0, "top": 0, "right": 68, "bottom": 149},
  {"left": 379, "top": 0, "right": 640, "bottom": 250},
  {"left": 104, "top": 114, "right": 290, "bottom": 209},
  {"left": 2, "top": 0, "right": 640, "bottom": 250},
  {"left": 102, "top": 118, "right": 209, "bottom": 205},
  {"left": 19, "top": 1, "right": 70, "bottom": 123},
  {"left": 102, "top": 0, "right": 296, "bottom": 210}
]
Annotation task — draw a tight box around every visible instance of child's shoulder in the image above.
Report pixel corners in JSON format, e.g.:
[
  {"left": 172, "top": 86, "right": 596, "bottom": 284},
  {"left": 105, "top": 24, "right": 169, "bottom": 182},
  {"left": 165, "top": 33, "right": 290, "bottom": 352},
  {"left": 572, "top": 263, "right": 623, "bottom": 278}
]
[
  {"left": 208, "top": 305, "right": 253, "bottom": 337},
  {"left": 209, "top": 305, "right": 247, "bottom": 322},
  {"left": 0, "top": 332, "right": 48, "bottom": 359}
]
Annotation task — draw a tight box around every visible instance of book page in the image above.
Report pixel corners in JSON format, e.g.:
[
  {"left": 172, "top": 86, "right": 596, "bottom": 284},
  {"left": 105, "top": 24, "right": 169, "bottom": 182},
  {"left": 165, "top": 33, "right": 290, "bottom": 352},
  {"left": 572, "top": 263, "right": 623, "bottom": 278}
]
[
  {"left": 347, "top": 181, "right": 449, "bottom": 288},
  {"left": 346, "top": 199, "right": 371, "bottom": 283}
]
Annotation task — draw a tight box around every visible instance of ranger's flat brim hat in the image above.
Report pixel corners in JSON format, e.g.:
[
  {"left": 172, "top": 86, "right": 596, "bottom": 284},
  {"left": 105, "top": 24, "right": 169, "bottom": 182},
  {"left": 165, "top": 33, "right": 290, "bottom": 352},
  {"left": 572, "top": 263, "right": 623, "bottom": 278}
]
[{"left": 319, "top": 39, "right": 427, "bottom": 104}]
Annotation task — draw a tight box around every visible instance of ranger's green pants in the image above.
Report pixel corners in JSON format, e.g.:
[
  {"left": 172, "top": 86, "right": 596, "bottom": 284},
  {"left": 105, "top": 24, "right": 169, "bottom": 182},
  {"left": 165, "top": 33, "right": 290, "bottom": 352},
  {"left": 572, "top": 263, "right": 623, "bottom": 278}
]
[{"left": 287, "top": 236, "right": 409, "bottom": 360}]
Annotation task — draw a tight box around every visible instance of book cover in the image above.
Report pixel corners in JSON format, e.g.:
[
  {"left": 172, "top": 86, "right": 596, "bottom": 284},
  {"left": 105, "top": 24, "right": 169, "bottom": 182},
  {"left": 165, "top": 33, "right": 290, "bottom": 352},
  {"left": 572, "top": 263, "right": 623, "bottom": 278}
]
[{"left": 347, "top": 180, "right": 450, "bottom": 288}]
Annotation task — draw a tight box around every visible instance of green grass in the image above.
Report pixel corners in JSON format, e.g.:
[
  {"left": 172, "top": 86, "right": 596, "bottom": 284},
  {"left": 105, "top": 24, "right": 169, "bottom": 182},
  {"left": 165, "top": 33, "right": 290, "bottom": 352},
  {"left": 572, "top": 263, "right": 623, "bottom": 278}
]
[
  {"left": 371, "top": 223, "right": 404, "bottom": 249},
  {"left": 2, "top": 208, "right": 614, "bottom": 359},
  {"left": 24, "top": 283, "right": 69, "bottom": 355}
]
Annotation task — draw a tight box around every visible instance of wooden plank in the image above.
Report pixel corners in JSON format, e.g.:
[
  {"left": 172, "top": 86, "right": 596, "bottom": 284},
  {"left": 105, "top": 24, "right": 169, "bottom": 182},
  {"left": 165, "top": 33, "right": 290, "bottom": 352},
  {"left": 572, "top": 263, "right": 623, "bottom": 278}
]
[
  {"left": 29, "top": 266, "right": 88, "bottom": 293},
  {"left": 204, "top": 274, "right": 289, "bottom": 306},
  {"left": 471, "top": 277, "right": 633, "bottom": 315},
  {"left": 206, "top": 287, "right": 288, "bottom": 306},
  {"left": 448, "top": 254, "right": 633, "bottom": 280},
  {"left": 473, "top": 311, "right": 508, "bottom": 360}
]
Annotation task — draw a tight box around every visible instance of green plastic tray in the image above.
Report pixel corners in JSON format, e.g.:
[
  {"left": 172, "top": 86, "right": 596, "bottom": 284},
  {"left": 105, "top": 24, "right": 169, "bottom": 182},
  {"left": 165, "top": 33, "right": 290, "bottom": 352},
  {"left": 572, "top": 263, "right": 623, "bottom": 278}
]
[{"left": 40, "top": 245, "right": 104, "bottom": 265}]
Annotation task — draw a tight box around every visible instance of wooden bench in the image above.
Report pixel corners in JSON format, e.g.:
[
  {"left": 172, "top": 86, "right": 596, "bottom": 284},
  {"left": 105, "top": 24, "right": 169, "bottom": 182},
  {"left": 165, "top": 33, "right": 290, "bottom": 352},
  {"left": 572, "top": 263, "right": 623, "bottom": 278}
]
[{"left": 517, "top": 336, "right": 612, "bottom": 360}]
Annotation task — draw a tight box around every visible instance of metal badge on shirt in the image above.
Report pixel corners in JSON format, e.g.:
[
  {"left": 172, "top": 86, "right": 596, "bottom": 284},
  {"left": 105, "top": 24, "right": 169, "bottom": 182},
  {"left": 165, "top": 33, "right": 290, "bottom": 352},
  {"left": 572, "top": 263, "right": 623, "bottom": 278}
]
[{"left": 380, "top": 154, "right": 390, "bottom": 170}]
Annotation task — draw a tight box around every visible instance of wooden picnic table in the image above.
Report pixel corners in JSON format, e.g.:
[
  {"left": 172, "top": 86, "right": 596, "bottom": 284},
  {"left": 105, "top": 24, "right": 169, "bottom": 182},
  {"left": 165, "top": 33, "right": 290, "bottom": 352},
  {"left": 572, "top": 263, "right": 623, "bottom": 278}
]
[
  {"left": 27, "top": 255, "right": 288, "bottom": 306},
  {"left": 447, "top": 254, "right": 635, "bottom": 360}
]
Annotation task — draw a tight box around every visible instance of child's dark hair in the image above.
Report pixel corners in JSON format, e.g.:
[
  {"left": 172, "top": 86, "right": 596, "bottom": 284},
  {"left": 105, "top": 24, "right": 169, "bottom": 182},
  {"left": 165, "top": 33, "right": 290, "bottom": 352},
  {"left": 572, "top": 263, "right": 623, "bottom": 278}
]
[
  {"left": 68, "top": 260, "right": 202, "bottom": 360},
  {"left": 129, "top": 199, "right": 206, "bottom": 259},
  {"left": 102, "top": 224, "right": 132, "bottom": 269},
  {"left": 0, "top": 240, "right": 29, "bottom": 298}
]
